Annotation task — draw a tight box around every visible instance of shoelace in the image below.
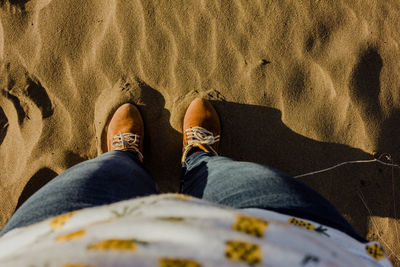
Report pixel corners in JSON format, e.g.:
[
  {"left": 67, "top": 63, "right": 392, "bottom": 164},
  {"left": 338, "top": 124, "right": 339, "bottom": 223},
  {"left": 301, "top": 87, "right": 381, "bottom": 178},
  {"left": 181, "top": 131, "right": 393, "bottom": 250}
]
[
  {"left": 182, "top": 126, "right": 220, "bottom": 162},
  {"left": 112, "top": 132, "right": 144, "bottom": 162}
]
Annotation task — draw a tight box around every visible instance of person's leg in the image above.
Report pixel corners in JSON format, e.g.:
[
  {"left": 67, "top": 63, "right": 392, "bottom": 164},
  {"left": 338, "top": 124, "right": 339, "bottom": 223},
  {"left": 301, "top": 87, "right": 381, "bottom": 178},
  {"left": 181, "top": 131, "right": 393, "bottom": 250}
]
[
  {"left": 0, "top": 150, "right": 156, "bottom": 235},
  {"left": 181, "top": 151, "right": 366, "bottom": 242}
]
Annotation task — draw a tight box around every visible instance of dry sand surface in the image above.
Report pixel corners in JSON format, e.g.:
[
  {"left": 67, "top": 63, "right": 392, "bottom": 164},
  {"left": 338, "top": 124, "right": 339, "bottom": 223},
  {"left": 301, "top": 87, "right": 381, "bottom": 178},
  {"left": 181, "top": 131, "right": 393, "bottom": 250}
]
[{"left": 0, "top": 0, "right": 399, "bottom": 264}]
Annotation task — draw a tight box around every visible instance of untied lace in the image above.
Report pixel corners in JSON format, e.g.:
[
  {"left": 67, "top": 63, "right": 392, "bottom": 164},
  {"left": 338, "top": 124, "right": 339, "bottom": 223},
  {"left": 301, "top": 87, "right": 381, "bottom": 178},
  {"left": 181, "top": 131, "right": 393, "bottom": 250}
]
[{"left": 112, "top": 132, "right": 144, "bottom": 162}]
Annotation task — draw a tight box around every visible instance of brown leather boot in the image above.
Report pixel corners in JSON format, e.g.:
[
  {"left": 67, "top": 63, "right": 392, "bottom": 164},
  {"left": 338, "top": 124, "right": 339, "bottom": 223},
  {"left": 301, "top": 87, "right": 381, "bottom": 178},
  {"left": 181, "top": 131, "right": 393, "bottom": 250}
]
[
  {"left": 182, "top": 98, "right": 221, "bottom": 163},
  {"left": 107, "top": 103, "right": 144, "bottom": 162}
]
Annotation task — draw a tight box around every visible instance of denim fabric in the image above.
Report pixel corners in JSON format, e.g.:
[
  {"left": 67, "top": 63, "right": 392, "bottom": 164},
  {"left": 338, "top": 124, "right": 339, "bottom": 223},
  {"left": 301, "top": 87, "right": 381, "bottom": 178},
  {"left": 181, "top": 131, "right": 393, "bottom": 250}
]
[
  {"left": 1, "top": 150, "right": 365, "bottom": 243},
  {"left": 181, "top": 152, "right": 366, "bottom": 242},
  {"left": 0, "top": 151, "right": 157, "bottom": 234}
]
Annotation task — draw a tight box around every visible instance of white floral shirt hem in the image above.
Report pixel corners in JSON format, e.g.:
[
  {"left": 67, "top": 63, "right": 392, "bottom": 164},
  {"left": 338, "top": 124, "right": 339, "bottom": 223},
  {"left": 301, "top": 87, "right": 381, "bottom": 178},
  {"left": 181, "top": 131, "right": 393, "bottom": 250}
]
[{"left": 0, "top": 194, "right": 392, "bottom": 267}]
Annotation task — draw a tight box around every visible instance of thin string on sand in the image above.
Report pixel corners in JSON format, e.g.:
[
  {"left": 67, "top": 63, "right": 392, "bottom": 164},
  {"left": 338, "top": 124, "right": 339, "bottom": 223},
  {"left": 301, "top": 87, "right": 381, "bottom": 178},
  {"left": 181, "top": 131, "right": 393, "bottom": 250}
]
[
  {"left": 294, "top": 154, "right": 400, "bottom": 178},
  {"left": 389, "top": 155, "right": 400, "bottom": 255}
]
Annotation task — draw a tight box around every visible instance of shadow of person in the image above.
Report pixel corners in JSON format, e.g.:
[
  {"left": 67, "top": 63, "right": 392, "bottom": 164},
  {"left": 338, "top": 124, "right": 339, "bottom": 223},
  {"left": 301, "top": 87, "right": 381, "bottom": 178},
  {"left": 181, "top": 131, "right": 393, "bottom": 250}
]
[
  {"left": 210, "top": 100, "right": 399, "bottom": 239},
  {"left": 13, "top": 93, "right": 398, "bottom": 241}
]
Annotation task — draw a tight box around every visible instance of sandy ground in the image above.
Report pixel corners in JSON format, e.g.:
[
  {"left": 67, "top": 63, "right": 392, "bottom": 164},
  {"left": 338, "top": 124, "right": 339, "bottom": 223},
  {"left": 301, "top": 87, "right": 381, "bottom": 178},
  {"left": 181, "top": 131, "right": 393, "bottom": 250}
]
[{"left": 0, "top": 0, "right": 399, "bottom": 264}]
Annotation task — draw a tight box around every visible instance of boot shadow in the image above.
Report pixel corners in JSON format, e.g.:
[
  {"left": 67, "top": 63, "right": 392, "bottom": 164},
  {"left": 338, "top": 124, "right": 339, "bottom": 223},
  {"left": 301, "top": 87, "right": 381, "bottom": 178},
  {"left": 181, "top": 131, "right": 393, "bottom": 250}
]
[{"left": 135, "top": 80, "right": 182, "bottom": 192}]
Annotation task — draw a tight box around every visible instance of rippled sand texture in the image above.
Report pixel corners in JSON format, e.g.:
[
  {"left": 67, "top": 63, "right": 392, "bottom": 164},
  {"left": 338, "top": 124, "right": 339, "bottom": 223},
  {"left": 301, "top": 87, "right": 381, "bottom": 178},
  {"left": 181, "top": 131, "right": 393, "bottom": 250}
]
[{"left": 0, "top": 0, "right": 399, "bottom": 264}]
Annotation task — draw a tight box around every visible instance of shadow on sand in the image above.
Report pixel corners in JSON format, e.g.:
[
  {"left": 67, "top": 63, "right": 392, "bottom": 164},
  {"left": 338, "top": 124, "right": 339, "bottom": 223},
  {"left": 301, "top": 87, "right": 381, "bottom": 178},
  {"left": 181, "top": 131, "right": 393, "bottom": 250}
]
[
  {"left": 15, "top": 95, "right": 399, "bottom": 239},
  {"left": 210, "top": 100, "right": 399, "bottom": 238}
]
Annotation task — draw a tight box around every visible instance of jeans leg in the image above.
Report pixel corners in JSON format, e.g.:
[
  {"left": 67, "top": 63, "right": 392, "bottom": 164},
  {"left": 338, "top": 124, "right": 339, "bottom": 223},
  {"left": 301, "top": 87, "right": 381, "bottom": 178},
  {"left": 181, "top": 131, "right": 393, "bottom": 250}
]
[
  {"left": 181, "top": 152, "right": 366, "bottom": 242},
  {"left": 1, "top": 150, "right": 157, "bottom": 235}
]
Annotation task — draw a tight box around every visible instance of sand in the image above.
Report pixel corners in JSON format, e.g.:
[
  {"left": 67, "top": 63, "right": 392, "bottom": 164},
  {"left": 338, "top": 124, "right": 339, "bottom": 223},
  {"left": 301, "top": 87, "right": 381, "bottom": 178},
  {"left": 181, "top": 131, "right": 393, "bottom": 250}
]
[{"left": 0, "top": 0, "right": 399, "bottom": 264}]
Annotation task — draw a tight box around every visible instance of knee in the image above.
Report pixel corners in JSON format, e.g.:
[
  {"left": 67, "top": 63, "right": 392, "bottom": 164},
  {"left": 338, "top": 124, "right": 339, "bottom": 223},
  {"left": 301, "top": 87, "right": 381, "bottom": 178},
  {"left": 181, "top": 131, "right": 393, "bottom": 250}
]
[{"left": 209, "top": 159, "right": 289, "bottom": 184}]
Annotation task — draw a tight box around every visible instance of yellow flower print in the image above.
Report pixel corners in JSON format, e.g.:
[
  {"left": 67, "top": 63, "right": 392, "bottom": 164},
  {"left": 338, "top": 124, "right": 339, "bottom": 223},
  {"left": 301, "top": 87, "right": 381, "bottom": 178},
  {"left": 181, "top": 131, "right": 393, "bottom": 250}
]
[
  {"left": 158, "top": 217, "right": 185, "bottom": 222},
  {"left": 232, "top": 215, "right": 268, "bottom": 238},
  {"left": 159, "top": 258, "right": 201, "bottom": 267},
  {"left": 173, "top": 194, "right": 192, "bottom": 200},
  {"left": 60, "top": 264, "right": 93, "bottom": 267},
  {"left": 56, "top": 229, "right": 86, "bottom": 242},
  {"left": 87, "top": 239, "right": 136, "bottom": 251},
  {"left": 225, "top": 240, "right": 262, "bottom": 265},
  {"left": 365, "top": 243, "right": 385, "bottom": 261},
  {"left": 288, "top": 217, "right": 315, "bottom": 231},
  {"left": 50, "top": 211, "right": 78, "bottom": 230}
]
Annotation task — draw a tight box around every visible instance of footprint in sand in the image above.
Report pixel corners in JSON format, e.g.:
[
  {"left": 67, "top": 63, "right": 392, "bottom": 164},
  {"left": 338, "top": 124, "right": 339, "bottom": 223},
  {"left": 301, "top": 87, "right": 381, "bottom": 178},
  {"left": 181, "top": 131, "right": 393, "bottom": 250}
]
[
  {"left": 1, "top": 0, "right": 52, "bottom": 11},
  {"left": 0, "top": 63, "right": 57, "bottom": 224},
  {"left": 0, "top": 105, "right": 8, "bottom": 145},
  {"left": 2, "top": 68, "right": 54, "bottom": 124},
  {"left": 350, "top": 47, "right": 382, "bottom": 112},
  {"left": 0, "top": 63, "right": 55, "bottom": 173},
  {"left": 349, "top": 47, "right": 383, "bottom": 148},
  {"left": 4, "top": 0, "right": 30, "bottom": 8}
]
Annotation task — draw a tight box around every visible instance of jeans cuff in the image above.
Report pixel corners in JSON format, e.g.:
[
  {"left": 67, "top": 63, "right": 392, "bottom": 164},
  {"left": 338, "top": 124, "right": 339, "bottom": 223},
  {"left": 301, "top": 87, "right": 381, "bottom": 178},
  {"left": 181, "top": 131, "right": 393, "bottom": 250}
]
[
  {"left": 183, "top": 151, "right": 213, "bottom": 169},
  {"left": 105, "top": 150, "right": 141, "bottom": 163}
]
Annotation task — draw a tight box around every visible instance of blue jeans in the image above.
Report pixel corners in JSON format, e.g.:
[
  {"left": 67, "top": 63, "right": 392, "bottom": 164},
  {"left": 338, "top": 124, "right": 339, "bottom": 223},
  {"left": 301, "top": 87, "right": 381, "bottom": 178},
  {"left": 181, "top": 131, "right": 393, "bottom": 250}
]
[{"left": 0, "top": 150, "right": 365, "bottom": 242}]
